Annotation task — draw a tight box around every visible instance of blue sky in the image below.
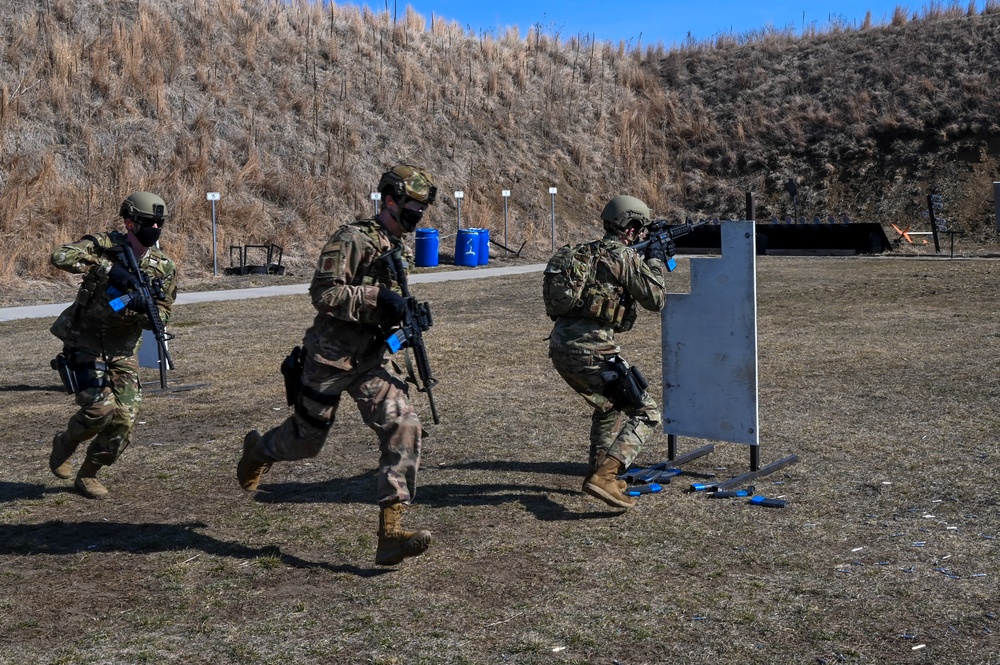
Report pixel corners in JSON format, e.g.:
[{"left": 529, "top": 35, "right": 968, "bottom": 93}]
[{"left": 355, "top": 1, "right": 983, "bottom": 48}]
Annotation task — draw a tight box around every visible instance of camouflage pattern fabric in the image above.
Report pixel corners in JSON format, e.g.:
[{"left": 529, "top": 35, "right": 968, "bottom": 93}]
[
  {"left": 258, "top": 352, "right": 421, "bottom": 506},
  {"left": 257, "top": 218, "right": 423, "bottom": 506},
  {"left": 62, "top": 352, "right": 142, "bottom": 465},
  {"left": 548, "top": 232, "right": 668, "bottom": 469},
  {"left": 50, "top": 231, "right": 177, "bottom": 466}
]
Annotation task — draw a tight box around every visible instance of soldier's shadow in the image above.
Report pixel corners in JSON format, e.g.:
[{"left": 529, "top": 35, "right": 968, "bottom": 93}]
[
  {"left": 0, "top": 519, "right": 391, "bottom": 578},
  {"left": 256, "top": 460, "right": 625, "bottom": 521},
  {"left": 0, "top": 384, "right": 65, "bottom": 392}
]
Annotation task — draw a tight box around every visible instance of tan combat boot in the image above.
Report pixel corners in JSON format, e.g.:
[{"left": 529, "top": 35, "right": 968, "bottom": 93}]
[
  {"left": 375, "top": 503, "right": 432, "bottom": 566},
  {"left": 49, "top": 432, "right": 78, "bottom": 479},
  {"left": 75, "top": 459, "right": 109, "bottom": 500},
  {"left": 591, "top": 452, "right": 628, "bottom": 493},
  {"left": 583, "top": 457, "right": 636, "bottom": 509},
  {"left": 237, "top": 430, "right": 272, "bottom": 491}
]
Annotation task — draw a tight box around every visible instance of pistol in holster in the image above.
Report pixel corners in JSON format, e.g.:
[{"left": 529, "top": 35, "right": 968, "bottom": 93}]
[
  {"left": 280, "top": 345, "right": 305, "bottom": 407},
  {"left": 51, "top": 352, "right": 78, "bottom": 395},
  {"left": 600, "top": 355, "right": 649, "bottom": 411}
]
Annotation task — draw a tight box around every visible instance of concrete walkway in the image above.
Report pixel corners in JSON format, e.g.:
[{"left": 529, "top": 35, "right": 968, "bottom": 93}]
[{"left": 0, "top": 263, "right": 546, "bottom": 322}]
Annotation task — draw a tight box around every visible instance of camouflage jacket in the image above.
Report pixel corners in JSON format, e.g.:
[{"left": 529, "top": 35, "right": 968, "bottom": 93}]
[
  {"left": 548, "top": 233, "right": 667, "bottom": 357},
  {"left": 50, "top": 231, "right": 177, "bottom": 358},
  {"left": 303, "top": 218, "right": 412, "bottom": 370}
]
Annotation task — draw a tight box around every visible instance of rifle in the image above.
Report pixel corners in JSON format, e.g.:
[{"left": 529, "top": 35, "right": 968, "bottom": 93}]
[
  {"left": 630, "top": 219, "right": 707, "bottom": 272},
  {"left": 380, "top": 246, "right": 440, "bottom": 424},
  {"left": 107, "top": 242, "right": 175, "bottom": 389}
]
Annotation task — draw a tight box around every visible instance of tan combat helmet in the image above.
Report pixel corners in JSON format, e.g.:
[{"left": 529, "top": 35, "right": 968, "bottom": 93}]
[
  {"left": 601, "top": 195, "right": 650, "bottom": 235},
  {"left": 120, "top": 192, "right": 168, "bottom": 223},
  {"left": 378, "top": 164, "right": 437, "bottom": 206}
]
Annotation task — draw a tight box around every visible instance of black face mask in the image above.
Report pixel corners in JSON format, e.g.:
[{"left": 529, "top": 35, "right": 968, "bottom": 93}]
[
  {"left": 134, "top": 224, "right": 162, "bottom": 247},
  {"left": 399, "top": 207, "right": 424, "bottom": 232}
]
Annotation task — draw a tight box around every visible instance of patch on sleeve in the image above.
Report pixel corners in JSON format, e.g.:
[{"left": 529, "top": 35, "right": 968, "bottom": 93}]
[{"left": 318, "top": 243, "right": 343, "bottom": 275}]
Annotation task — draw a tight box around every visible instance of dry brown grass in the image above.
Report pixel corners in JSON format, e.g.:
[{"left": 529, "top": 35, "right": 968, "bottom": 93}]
[
  {"left": 1, "top": 0, "right": 999, "bottom": 286},
  {"left": 1, "top": 256, "right": 998, "bottom": 664}
]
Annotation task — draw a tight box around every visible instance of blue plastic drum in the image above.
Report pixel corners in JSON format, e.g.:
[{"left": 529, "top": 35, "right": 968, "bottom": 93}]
[
  {"left": 475, "top": 227, "right": 490, "bottom": 265},
  {"left": 414, "top": 228, "right": 439, "bottom": 267},
  {"left": 454, "top": 228, "right": 479, "bottom": 267}
]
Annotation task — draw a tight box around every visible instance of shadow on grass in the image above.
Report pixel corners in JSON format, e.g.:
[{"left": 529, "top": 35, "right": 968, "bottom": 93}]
[
  {"left": 0, "top": 383, "right": 65, "bottom": 392},
  {"left": 0, "top": 482, "right": 66, "bottom": 502},
  {"left": 0, "top": 518, "right": 392, "bottom": 578},
  {"left": 255, "top": 460, "right": 626, "bottom": 521}
]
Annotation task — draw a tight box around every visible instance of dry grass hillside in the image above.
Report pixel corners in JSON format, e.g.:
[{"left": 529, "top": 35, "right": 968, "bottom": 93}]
[{"left": 1, "top": 0, "right": 999, "bottom": 284}]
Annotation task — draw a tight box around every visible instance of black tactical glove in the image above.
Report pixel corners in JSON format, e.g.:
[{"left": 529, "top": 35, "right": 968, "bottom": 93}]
[
  {"left": 644, "top": 236, "right": 675, "bottom": 264},
  {"left": 108, "top": 264, "right": 139, "bottom": 291},
  {"left": 125, "top": 292, "right": 149, "bottom": 314},
  {"left": 376, "top": 287, "right": 408, "bottom": 324}
]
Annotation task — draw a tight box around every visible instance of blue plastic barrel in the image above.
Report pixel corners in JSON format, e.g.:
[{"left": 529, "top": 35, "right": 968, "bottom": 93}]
[
  {"left": 475, "top": 227, "right": 490, "bottom": 265},
  {"left": 414, "top": 228, "right": 439, "bottom": 267},
  {"left": 454, "top": 228, "right": 479, "bottom": 267}
]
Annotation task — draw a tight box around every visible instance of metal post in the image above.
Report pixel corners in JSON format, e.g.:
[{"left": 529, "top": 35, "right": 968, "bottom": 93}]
[
  {"left": 549, "top": 187, "right": 557, "bottom": 251},
  {"left": 927, "top": 194, "right": 942, "bottom": 254},
  {"left": 455, "top": 190, "right": 464, "bottom": 230},
  {"left": 207, "top": 192, "right": 220, "bottom": 276},
  {"left": 994, "top": 182, "right": 1000, "bottom": 232},
  {"left": 745, "top": 191, "right": 755, "bottom": 222},
  {"left": 371, "top": 192, "right": 381, "bottom": 216},
  {"left": 502, "top": 189, "right": 511, "bottom": 250}
]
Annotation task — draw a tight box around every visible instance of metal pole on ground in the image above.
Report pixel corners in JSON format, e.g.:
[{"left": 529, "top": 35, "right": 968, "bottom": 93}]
[
  {"left": 207, "top": 192, "right": 220, "bottom": 277},
  {"left": 455, "top": 190, "right": 464, "bottom": 230},
  {"left": 502, "top": 189, "right": 510, "bottom": 250},
  {"left": 549, "top": 187, "right": 557, "bottom": 251}
]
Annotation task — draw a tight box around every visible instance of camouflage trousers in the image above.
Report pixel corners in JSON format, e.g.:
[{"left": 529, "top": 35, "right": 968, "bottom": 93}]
[
  {"left": 258, "top": 351, "right": 422, "bottom": 506},
  {"left": 549, "top": 348, "right": 661, "bottom": 470},
  {"left": 62, "top": 351, "right": 142, "bottom": 466}
]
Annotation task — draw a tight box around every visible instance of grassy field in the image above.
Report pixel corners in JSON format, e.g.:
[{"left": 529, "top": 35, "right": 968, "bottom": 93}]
[{"left": 1, "top": 256, "right": 997, "bottom": 664}]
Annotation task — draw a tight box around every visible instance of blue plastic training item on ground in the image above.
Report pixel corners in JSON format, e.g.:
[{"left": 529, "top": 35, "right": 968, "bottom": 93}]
[
  {"left": 708, "top": 489, "right": 751, "bottom": 498},
  {"left": 414, "top": 228, "right": 439, "bottom": 267},
  {"left": 748, "top": 495, "right": 786, "bottom": 508},
  {"left": 626, "top": 483, "right": 662, "bottom": 496},
  {"left": 454, "top": 228, "right": 479, "bottom": 267}
]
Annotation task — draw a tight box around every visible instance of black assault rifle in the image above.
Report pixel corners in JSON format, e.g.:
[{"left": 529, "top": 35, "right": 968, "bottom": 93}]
[
  {"left": 630, "top": 219, "right": 707, "bottom": 271},
  {"left": 108, "top": 242, "right": 175, "bottom": 389},
  {"left": 381, "top": 247, "right": 440, "bottom": 424}
]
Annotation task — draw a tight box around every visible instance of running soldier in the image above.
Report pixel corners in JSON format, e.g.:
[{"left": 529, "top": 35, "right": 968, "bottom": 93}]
[
  {"left": 49, "top": 192, "right": 177, "bottom": 499},
  {"left": 239, "top": 164, "right": 438, "bottom": 566}
]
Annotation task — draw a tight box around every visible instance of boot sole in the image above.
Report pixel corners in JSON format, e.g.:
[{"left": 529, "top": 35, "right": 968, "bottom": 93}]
[
  {"left": 74, "top": 480, "right": 109, "bottom": 500},
  {"left": 375, "top": 531, "right": 432, "bottom": 566},
  {"left": 583, "top": 481, "right": 635, "bottom": 509}
]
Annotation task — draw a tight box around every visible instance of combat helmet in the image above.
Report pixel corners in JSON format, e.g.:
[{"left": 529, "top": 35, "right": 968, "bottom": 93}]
[
  {"left": 378, "top": 164, "right": 437, "bottom": 207},
  {"left": 601, "top": 195, "right": 650, "bottom": 235},
  {"left": 120, "top": 192, "right": 168, "bottom": 223}
]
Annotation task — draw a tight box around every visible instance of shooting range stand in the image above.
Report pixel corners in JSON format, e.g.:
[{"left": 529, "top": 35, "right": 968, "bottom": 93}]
[
  {"left": 137, "top": 329, "right": 209, "bottom": 394},
  {"left": 224, "top": 243, "right": 286, "bottom": 276},
  {"left": 624, "top": 220, "right": 799, "bottom": 494},
  {"left": 489, "top": 237, "right": 527, "bottom": 257}
]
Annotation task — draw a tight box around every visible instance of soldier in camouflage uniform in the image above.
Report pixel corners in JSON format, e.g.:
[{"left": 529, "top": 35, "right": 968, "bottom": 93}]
[
  {"left": 546, "top": 195, "right": 669, "bottom": 509},
  {"left": 48, "top": 192, "right": 177, "bottom": 500},
  {"left": 239, "top": 164, "right": 438, "bottom": 566}
]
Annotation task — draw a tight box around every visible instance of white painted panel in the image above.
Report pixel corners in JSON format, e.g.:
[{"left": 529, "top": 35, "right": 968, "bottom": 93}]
[{"left": 661, "top": 221, "right": 758, "bottom": 445}]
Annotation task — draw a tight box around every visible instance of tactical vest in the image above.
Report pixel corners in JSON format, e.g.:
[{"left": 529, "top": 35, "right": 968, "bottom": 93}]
[
  {"left": 545, "top": 239, "right": 638, "bottom": 332},
  {"left": 348, "top": 219, "right": 403, "bottom": 328},
  {"left": 73, "top": 232, "right": 129, "bottom": 311}
]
